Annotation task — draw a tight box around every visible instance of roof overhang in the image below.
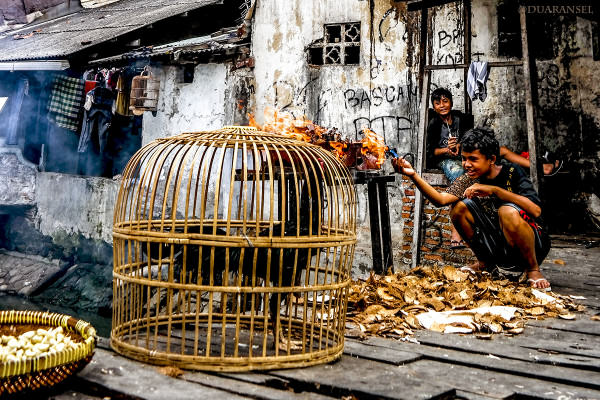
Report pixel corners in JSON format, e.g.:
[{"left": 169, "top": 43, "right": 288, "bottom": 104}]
[{"left": 0, "top": 60, "right": 70, "bottom": 71}]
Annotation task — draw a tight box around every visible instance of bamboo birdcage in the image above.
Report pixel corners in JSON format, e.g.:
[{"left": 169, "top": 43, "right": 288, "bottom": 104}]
[
  {"left": 111, "top": 126, "right": 357, "bottom": 371},
  {"left": 129, "top": 68, "right": 159, "bottom": 115}
]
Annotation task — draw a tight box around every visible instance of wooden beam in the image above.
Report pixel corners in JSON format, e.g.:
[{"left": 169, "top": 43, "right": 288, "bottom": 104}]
[
  {"left": 424, "top": 60, "right": 523, "bottom": 71},
  {"left": 424, "top": 63, "right": 468, "bottom": 71},
  {"left": 519, "top": 6, "right": 541, "bottom": 193},
  {"left": 463, "top": 0, "right": 472, "bottom": 115},
  {"left": 408, "top": 0, "right": 464, "bottom": 11},
  {"left": 417, "top": 6, "right": 429, "bottom": 96},
  {"left": 411, "top": 70, "right": 432, "bottom": 269}
]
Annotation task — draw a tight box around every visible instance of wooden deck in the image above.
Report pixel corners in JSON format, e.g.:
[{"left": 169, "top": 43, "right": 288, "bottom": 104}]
[{"left": 44, "top": 237, "right": 600, "bottom": 400}]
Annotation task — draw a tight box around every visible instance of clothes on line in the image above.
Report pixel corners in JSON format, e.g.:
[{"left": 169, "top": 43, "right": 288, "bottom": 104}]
[
  {"left": 467, "top": 61, "right": 489, "bottom": 102},
  {"left": 47, "top": 75, "right": 85, "bottom": 132}
]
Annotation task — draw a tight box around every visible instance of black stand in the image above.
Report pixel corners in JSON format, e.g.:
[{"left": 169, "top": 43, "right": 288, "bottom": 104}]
[{"left": 354, "top": 172, "right": 395, "bottom": 274}]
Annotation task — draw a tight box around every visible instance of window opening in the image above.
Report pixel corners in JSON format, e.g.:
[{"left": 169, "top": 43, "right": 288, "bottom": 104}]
[
  {"left": 308, "top": 22, "right": 361, "bottom": 66},
  {"left": 497, "top": 0, "right": 522, "bottom": 58}
]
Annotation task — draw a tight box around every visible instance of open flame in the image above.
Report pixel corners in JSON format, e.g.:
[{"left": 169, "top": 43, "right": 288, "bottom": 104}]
[
  {"left": 249, "top": 108, "right": 389, "bottom": 170},
  {"left": 249, "top": 107, "right": 325, "bottom": 142},
  {"left": 359, "top": 128, "right": 387, "bottom": 170},
  {"left": 329, "top": 141, "right": 348, "bottom": 159}
]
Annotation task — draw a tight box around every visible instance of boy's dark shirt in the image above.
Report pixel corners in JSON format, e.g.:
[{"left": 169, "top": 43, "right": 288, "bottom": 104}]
[
  {"left": 480, "top": 162, "right": 542, "bottom": 207},
  {"left": 426, "top": 110, "right": 474, "bottom": 168},
  {"left": 446, "top": 161, "right": 543, "bottom": 220}
]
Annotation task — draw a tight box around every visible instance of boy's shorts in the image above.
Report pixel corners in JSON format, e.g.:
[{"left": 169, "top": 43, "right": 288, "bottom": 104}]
[{"left": 461, "top": 198, "right": 551, "bottom": 271}]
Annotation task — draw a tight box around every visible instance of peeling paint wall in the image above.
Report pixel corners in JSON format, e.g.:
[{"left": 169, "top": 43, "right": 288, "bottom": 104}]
[
  {"left": 251, "top": 0, "right": 425, "bottom": 275},
  {"left": 1, "top": 168, "right": 116, "bottom": 264},
  {"left": 0, "top": 148, "right": 36, "bottom": 207},
  {"left": 142, "top": 63, "right": 229, "bottom": 146},
  {"left": 35, "top": 172, "right": 118, "bottom": 243}
]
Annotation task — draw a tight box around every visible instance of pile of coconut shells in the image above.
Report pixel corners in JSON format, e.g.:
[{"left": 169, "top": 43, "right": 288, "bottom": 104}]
[{"left": 347, "top": 266, "right": 585, "bottom": 338}]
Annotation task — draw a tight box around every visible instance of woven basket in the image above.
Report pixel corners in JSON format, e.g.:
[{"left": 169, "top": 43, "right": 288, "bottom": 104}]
[{"left": 0, "top": 310, "right": 96, "bottom": 396}]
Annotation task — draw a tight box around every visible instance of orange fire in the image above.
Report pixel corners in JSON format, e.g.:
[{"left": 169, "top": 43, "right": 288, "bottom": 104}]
[
  {"left": 249, "top": 107, "right": 326, "bottom": 142},
  {"left": 329, "top": 141, "right": 348, "bottom": 159},
  {"left": 249, "top": 108, "right": 389, "bottom": 170},
  {"left": 359, "top": 128, "right": 387, "bottom": 169}
]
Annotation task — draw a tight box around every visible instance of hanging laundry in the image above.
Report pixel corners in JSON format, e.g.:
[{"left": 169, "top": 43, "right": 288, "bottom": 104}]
[
  {"left": 84, "top": 80, "right": 97, "bottom": 94},
  {"left": 47, "top": 75, "right": 85, "bottom": 132},
  {"left": 467, "top": 61, "right": 489, "bottom": 101},
  {"left": 115, "top": 72, "right": 132, "bottom": 116},
  {"left": 82, "top": 69, "right": 96, "bottom": 81},
  {"left": 77, "top": 87, "right": 115, "bottom": 176}
]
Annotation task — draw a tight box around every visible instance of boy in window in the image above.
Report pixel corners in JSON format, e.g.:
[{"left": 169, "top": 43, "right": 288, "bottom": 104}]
[{"left": 395, "top": 128, "right": 551, "bottom": 290}]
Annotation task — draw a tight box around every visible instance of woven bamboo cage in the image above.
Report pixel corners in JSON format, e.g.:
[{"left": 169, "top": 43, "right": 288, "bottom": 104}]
[
  {"left": 0, "top": 310, "right": 96, "bottom": 396},
  {"left": 129, "top": 68, "right": 160, "bottom": 115},
  {"left": 111, "top": 126, "right": 357, "bottom": 371}
]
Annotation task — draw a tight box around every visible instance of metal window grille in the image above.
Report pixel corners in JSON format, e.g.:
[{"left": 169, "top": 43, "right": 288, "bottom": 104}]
[{"left": 309, "top": 23, "right": 361, "bottom": 66}]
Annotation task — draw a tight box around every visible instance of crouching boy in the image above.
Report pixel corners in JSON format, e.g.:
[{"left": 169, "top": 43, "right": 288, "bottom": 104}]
[{"left": 393, "top": 128, "right": 551, "bottom": 289}]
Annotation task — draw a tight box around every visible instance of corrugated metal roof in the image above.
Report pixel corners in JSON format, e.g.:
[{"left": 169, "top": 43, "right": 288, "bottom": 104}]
[
  {"left": 89, "top": 25, "right": 248, "bottom": 64},
  {"left": 0, "top": 0, "right": 221, "bottom": 62}
]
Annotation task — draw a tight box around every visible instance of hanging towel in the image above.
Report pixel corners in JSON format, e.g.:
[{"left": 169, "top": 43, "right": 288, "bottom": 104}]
[
  {"left": 467, "top": 61, "right": 489, "bottom": 101},
  {"left": 47, "top": 75, "right": 85, "bottom": 131},
  {"left": 115, "top": 73, "right": 132, "bottom": 116}
]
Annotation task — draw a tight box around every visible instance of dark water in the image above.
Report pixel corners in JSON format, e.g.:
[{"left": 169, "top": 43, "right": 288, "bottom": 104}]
[{"left": 0, "top": 294, "right": 112, "bottom": 337}]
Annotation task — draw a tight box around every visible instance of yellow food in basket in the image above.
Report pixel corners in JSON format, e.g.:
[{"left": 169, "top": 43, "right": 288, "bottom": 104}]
[{"left": 0, "top": 327, "right": 78, "bottom": 362}]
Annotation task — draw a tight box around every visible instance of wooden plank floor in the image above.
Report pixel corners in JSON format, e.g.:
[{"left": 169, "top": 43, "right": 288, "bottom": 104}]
[{"left": 39, "top": 238, "right": 600, "bottom": 400}]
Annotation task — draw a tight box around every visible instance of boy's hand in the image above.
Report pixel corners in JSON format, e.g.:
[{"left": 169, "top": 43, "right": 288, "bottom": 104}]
[
  {"left": 464, "top": 183, "right": 494, "bottom": 199},
  {"left": 392, "top": 157, "right": 416, "bottom": 176},
  {"left": 447, "top": 137, "right": 459, "bottom": 156}
]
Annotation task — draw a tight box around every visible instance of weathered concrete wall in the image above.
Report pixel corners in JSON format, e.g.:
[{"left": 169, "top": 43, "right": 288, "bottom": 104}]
[
  {"left": 251, "top": 0, "right": 423, "bottom": 276},
  {"left": 35, "top": 172, "right": 118, "bottom": 244},
  {"left": 0, "top": 147, "right": 36, "bottom": 208},
  {"left": 142, "top": 63, "right": 229, "bottom": 146},
  {"left": 1, "top": 166, "right": 115, "bottom": 265},
  {"left": 531, "top": 15, "right": 600, "bottom": 231}
]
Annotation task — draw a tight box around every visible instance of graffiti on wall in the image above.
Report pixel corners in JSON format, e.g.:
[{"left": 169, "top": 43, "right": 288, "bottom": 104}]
[
  {"left": 343, "top": 83, "right": 417, "bottom": 111},
  {"left": 537, "top": 63, "right": 570, "bottom": 109},
  {"left": 353, "top": 115, "right": 413, "bottom": 142},
  {"left": 436, "top": 28, "right": 463, "bottom": 65}
]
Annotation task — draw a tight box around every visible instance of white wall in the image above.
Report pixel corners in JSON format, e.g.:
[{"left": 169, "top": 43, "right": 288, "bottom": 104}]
[
  {"left": 35, "top": 172, "right": 118, "bottom": 243},
  {"left": 142, "top": 63, "right": 228, "bottom": 146}
]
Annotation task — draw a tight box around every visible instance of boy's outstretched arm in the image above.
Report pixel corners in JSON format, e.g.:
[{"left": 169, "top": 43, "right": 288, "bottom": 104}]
[{"left": 392, "top": 157, "right": 459, "bottom": 207}]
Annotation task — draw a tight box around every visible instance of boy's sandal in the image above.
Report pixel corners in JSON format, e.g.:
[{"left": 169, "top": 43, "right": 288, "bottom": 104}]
[
  {"left": 460, "top": 265, "right": 485, "bottom": 274},
  {"left": 450, "top": 239, "right": 466, "bottom": 250},
  {"left": 527, "top": 278, "right": 552, "bottom": 292},
  {"left": 543, "top": 160, "right": 563, "bottom": 177},
  {"left": 541, "top": 151, "right": 563, "bottom": 177}
]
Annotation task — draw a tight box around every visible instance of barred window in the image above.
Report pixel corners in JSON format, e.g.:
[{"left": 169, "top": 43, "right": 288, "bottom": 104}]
[{"left": 308, "top": 22, "right": 361, "bottom": 66}]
